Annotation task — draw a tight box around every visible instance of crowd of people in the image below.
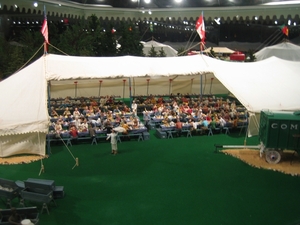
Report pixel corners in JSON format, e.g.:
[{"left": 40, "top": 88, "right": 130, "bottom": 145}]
[
  {"left": 49, "top": 96, "right": 143, "bottom": 140},
  {"left": 140, "top": 94, "right": 248, "bottom": 132},
  {"left": 48, "top": 94, "right": 248, "bottom": 140}
]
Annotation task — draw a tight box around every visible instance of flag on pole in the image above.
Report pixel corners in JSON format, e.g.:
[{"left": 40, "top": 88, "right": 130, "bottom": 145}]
[
  {"left": 196, "top": 12, "right": 205, "bottom": 44},
  {"left": 280, "top": 25, "right": 289, "bottom": 37},
  {"left": 41, "top": 5, "right": 49, "bottom": 44}
]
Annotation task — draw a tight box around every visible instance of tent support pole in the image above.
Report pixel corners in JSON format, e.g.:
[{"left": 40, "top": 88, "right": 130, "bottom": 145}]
[
  {"left": 200, "top": 74, "right": 203, "bottom": 101},
  {"left": 74, "top": 81, "right": 78, "bottom": 98},
  {"left": 47, "top": 82, "right": 51, "bottom": 112},
  {"left": 122, "top": 79, "right": 126, "bottom": 101},
  {"left": 129, "top": 78, "right": 132, "bottom": 110},
  {"left": 98, "top": 80, "right": 102, "bottom": 99},
  {"left": 147, "top": 79, "right": 150, "bottom": 96}
]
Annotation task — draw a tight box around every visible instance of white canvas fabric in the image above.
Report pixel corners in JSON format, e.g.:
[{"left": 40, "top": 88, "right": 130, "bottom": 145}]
[
  {"left": 1, "top": 53, "right": 300, "bottom": 156},
  {"left": 254, "top": 41, "right": 300, "bottom": 61},
  {"left": 142, "top": 40, "right": 178, "bottom": 57}
]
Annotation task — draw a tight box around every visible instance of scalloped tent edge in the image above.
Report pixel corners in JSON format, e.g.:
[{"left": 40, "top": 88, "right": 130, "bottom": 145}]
[{"left": 0, "top": 54, "right": 300, "bottom": 157}]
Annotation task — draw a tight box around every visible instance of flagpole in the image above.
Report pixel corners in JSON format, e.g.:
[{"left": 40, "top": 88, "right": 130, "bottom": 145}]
[
  {"left": 43, "top": 42, "right": 47, "bottom": 55},
  {"left": 196, "top": 11, "right": 205, "bottom": 101},
  {"left": 41, "top": 5, "right": 49, "bottom": 54}
]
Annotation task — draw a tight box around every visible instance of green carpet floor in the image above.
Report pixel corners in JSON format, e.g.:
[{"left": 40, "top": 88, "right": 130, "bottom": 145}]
[{"left": 1, "top": 130, "right": 300, "bottom": 225}]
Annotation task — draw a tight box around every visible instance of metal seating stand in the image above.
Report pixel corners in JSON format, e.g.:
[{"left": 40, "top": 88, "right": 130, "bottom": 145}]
[
  {"left": 117, "top": 135, "right": 122, "bottom": 143},
  {"left": 182, "top": 129, "right": 192, "bottom": 137},
  {"left": 66, "top": 138, "right": 72, "bottom": 146},
  {"left": 41, "top": 199, "right": 57, "bottom": 215},
  {"left": 223, "top": 127, "right": 230, "bottom": 135},
  {"left": 167, "top": 131, "right": 173, "bottom": 139},
  {"left": 137, "top": 133, "right": 144, "bottom": 141},
  {"left": 91, "top": 137, "right": 97, "bottom": 145}
]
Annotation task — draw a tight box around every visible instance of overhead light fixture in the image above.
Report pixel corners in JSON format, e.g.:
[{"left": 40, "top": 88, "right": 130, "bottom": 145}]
[
  {"left": 144, "top": 0, "right": 151, "bottom": 4},
  {"left": 263, "top": 0, "right": 300, "bottom": 5},
  {"left": 33, "top": 2, "right": 38, "bottom": 7}
]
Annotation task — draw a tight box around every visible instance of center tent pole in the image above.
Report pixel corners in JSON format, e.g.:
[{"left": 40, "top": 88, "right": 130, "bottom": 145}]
[
  {"left": 47, "top": 81, "right": 51, "bottom": 112},
  {"left": 122, "top": 79, "right": 126, "bottom": 100},
  {"left": 129, "top": 77, "right": 132, "bottom": 111},
  {"left": 200, "top": 74, "right": 203, "bottom": 101}
]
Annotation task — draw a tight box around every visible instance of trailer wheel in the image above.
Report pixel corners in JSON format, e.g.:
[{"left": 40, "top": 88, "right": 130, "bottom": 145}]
[{"left": 265, "top": 150, "right": 281, "bottom": 164}]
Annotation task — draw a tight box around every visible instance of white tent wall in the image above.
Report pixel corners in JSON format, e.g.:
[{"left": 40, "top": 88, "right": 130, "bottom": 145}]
[
  {"left": 49, "top": 74, "right": 229, "bottom": 98},
  {"left": 206, "top": 56, "right": 300, "bottom": 112},
  {"left": 0, "top": 57, "right": 49, "bottom": 157},
  {"left": 0, "top": 133, "right": 46, "bottom": 157},
  {"left": 142, "top": 40, "right": 178, "bottom": 57},
  {"left": 254, "top": 42, "right": 300, "bottom": 61}
]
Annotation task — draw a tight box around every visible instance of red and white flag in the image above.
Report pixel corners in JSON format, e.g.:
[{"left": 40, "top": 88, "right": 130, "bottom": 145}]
[
  {"left": 41, "top": 6, "right": 49, "bottom": 44},
  {"left": 196, "top": 12, "right": 205, "bottom": 43}
]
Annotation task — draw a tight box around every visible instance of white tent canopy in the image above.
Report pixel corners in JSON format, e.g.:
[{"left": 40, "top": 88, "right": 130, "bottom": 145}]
[
  {"left": 1, "top": 54, "right": 300, "bottom": 157},
  {"left": 142, "top": 40, "right": 178, "bottom": 57},
  {"left": 254, "top": 42, "right": 300, "bottom": 61}
]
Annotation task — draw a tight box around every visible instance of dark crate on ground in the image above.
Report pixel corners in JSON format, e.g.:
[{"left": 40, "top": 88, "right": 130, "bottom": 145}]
[
  {"left": 24, "top": 178, "right": 64, "bottom": 199},
  {"left": 155, "top": 129, "right": 167, "bottom": 139},
  {"left": 20, "top": 179, "right": 58, "bottom": 215},
  {"left": 53, "top": 186, "right": 65, "bottom": 199},
  {"left": 0, "top": 178, "right": 20, "bottom": 207},
  {"left": 143, "top": 132, "right": 150, "bottom": 140}
]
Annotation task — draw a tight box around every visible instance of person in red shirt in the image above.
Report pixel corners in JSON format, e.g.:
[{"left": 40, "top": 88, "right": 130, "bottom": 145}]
[
  {"left": 69, "top": 125, "right": 78, "bottom": 139},
  {"left": 175, "top": 119, "right": 183, "bottom": 137}
]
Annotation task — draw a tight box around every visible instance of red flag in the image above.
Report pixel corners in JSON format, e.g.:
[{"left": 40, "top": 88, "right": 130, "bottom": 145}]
[
  {"left": 41, "top": 6, "right": 49, "bottom": 44},
  {"left": 41, "top": 19, "right": 48, "bottom": 43},
  {"left": 196, "top": 12, "right": 205, "bottom": 43},
  {"left": 281, "top": 25, "right": 289, "bottom": 36}
]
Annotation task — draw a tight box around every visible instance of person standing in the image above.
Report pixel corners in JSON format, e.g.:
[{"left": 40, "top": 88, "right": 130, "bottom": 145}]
[
  {"left": 106, "top": 129, "right": 118, "bottom": 155},
  {"left": 175, "top": 119, "right": 183, "bottom": 137},
  {"left": 131, "top": 101, "right": 137, "bottom": 117},
  {"left": 143, "top": 110, "right": 151, "bottom": 131}
]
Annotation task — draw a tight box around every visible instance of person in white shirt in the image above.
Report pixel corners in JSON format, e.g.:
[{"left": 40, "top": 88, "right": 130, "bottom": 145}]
[
  {"left": 106, "top": 129, "right": 119, "bottom": 155},
  {"left": 131, "top": 101, "right": 137, "bottom": 116},
  {"left": 80, "top": 119, "right": 89, "bottom": 132},
  {"left": 219, "top": 116, "right": 227, "bottom": 127},
  {"left": 54, "top": 121, "right": 63, "bottom": 138},
  {"left": 73, "top": 107, "right": 81, "bottom": 118}
]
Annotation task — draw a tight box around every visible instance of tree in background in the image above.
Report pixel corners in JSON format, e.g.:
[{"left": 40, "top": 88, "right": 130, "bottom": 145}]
[
  {"left": 209, "top": 47, "right": 216, "bottom": 58},
  {"left": 158, "top": 47, "right": 166, "bottom": 57},
  {"left": 5, "top": 46, "right": 25, "bottom": 78},
  {"left": 117, "top": 22, "right": 143, "bottom": 56},
  {"left": 19, "top": 29, "right": 44, "bottom": 61},
  {"left": 0, "top": 36, "right": 9, "bottom": 79},
  {"left": 245, "top": 49, "right": 256, "bottom": 62},
  {"left": 147, "top": 46, "right": 158, "bottom": 57},
  {"left": 177, "top": 47, "right": 188, "bottom": 56},
  {"left": 56, "top": 19, "right": 95, "bottom": 56},
  {"left": 88, "top": 15, "right": 117, "bottom": 56}
]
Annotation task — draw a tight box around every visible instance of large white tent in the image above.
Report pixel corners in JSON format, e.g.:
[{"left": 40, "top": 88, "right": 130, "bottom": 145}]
[
  {"left": 0, "top": 54, "right": 300, "bottom": 157},
  {"left": 254, "top": 41, "right": 300, "bottom": 61},
  {"left": 142, "top": 40, "right": 178, "bottom": 57}
]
